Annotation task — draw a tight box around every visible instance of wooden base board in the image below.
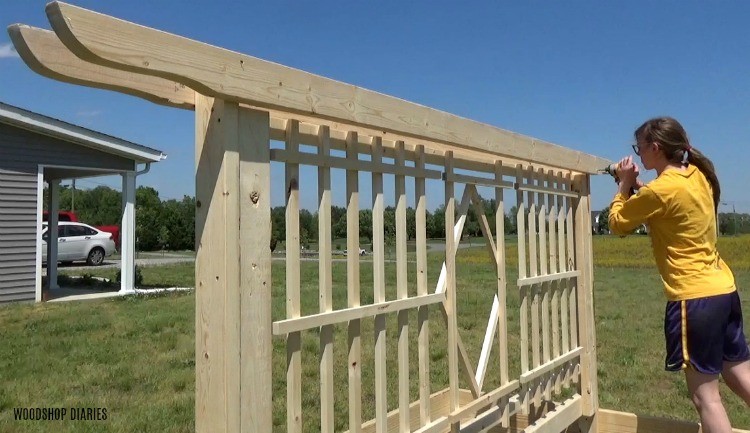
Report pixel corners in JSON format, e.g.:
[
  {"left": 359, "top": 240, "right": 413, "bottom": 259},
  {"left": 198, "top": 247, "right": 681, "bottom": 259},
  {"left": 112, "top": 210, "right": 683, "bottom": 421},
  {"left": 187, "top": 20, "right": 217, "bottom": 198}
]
[
  {"left": 349, "top": 389, "right": 750, "bottom": 433},
  {"left": 352, "top": 388, "right": 559, "bottom": 433},
  {"left": 597, "top": 408, "right": 750, "bottom": 433}
]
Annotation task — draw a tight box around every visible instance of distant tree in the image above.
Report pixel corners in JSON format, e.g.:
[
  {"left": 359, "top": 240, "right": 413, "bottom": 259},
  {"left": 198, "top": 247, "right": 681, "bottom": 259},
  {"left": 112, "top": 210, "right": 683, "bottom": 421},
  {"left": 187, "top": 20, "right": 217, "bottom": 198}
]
[
  {"left": 427, "top": 205, "right": 446, "bottom": 239},
  {"left": 157, "top": 226, "right": 170, "bottom": 251},
  {"left": 332, "top": 214, "right": 347, "bottom": 240},
  {"left": 406, "top": 207, "right": 416, "bottom": 240},
  {"left": 359, "top": 209, "right": 373, "bottom": 242},
  {"left": 135, "top": 186, "right": 163, "bottom": 250},
  {"left": 383, "top": 206, "right": 396, "bottom": 240},
  {"left": 299, "top": 209, "right": 316, "bottom": 247},
  {"left": 160, "top": 196, "right": 194, "bottom": 250},
  {"left": 270, "top": 206, "right": 286, "bottom": 248},
  {"left": 506, "top": 205, "right": 519, "bottom": 235}
]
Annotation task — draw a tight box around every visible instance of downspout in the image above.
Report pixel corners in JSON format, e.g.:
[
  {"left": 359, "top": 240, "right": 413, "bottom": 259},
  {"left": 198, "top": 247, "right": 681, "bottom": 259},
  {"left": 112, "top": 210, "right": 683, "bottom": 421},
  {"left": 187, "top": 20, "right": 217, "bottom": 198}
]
[{"left": 136, "top": 162, "right": 151, "bottom": 177}]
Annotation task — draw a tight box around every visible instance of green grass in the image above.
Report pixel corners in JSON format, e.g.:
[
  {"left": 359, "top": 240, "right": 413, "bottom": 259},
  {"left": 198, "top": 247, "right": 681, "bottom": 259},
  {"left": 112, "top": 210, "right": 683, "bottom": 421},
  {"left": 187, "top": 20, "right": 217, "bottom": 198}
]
[
  {"left": 0, "top": 292, "right": 194, "bottom": 433},
  {"left": 2, "top": 238, "right": 750, "bottom": 432}
]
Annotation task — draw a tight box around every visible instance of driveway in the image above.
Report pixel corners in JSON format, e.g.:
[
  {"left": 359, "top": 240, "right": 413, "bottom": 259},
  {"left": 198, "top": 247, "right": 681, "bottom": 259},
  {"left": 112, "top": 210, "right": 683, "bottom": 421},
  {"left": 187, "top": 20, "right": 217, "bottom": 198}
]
[{"left": 47, "top": 252, "right": 195, "bottom": 273}]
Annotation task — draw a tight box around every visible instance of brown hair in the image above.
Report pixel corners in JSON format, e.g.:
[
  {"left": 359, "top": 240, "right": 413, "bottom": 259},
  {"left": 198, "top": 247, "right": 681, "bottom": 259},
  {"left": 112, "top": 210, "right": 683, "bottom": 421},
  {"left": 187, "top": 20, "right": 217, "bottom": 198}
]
[{"left": 635, "top": 117, "right": 721, "bottom": 210}]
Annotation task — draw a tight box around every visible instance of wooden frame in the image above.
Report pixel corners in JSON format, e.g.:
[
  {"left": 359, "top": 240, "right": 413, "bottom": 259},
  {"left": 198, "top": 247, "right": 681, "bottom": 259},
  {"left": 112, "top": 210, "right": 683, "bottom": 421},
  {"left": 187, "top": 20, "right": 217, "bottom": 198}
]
[{"left": 21, "top": 3, "right": 729, "bottom": 433}]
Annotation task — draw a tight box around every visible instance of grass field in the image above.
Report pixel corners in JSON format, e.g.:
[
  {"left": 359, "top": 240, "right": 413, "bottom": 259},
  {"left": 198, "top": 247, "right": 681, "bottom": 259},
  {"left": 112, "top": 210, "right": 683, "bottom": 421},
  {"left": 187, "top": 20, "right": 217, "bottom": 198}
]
[{"left": 1, "top": 235, "right": 749, "bottom": 432}]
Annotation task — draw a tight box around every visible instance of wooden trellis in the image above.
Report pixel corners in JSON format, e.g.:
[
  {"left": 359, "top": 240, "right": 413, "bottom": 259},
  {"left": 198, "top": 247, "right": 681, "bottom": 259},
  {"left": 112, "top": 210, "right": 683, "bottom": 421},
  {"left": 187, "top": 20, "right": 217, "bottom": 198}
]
[{"left": 14, "top": 3, "right": 738, "bottom": 433}]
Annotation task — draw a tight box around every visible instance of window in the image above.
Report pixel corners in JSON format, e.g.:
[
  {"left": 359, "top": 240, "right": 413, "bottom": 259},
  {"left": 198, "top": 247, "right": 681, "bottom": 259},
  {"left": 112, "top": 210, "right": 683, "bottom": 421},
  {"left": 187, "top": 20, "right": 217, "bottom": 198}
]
[
  {"left": 42, "top": 226, "right": 64, "bottom": 241},
  {"left": 65, "top": 225, "right": 88, "bottom": 237}
]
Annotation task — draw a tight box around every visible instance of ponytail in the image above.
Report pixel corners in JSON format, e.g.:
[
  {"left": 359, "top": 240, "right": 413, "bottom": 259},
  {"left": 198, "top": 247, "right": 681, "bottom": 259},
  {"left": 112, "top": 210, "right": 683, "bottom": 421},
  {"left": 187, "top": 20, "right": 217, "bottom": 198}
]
[
  {"left": 635, "top": 117, "right": 722, "bottom": 210},
  {"left": 687, "top": 147, "right": 721, "bottom": 211}
]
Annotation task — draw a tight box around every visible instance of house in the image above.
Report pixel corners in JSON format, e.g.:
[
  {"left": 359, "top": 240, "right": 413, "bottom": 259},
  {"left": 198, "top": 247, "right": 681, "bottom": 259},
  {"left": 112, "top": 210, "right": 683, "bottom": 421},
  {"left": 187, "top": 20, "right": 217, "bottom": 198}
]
[
  {"left": 591, "top": 210, "right": 602, "bottom": 234},
  {"left": 0, "top": 101, "right": 166, "bottom": 303}
]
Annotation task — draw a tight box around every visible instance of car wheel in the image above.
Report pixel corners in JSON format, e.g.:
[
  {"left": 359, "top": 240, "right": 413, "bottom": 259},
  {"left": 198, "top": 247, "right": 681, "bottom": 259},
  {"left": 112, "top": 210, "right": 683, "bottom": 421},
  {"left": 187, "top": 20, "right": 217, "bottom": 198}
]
[{"left": 87, "top": 247, "right": 105, "bottom": 266}]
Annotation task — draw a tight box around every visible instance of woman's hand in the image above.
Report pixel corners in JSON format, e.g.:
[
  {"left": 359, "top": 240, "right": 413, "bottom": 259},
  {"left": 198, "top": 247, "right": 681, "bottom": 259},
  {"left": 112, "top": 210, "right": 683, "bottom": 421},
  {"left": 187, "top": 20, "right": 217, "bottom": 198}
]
[{"left": 615, "top": 156, "right": 640, "bottom": 194}]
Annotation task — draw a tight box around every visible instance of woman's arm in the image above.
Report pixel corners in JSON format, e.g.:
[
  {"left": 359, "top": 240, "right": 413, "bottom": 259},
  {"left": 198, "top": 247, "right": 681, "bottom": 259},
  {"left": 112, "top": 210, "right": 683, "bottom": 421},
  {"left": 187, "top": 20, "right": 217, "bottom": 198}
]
[{"left": 609, "top": 187, "right": 664, "bottom": 235}]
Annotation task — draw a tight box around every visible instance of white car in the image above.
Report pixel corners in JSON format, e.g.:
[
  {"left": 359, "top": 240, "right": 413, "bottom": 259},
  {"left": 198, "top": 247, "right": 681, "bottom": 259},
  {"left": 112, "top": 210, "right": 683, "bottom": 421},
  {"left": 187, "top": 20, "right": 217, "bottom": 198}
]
[
  {"left": 343, "top": 248, "right": 367, "bottom": 256},
  {"left": 42, "top": 222, "right": 117, "bottom": 266}
]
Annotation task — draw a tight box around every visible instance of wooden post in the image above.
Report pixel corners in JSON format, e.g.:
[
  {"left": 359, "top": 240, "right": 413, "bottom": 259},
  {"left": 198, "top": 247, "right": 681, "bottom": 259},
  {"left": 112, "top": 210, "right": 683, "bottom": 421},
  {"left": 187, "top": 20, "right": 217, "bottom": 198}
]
[
  {"left": 195, "top": 95, "right": 272, "bottom": 433},
  {"left": 573, "top": 173, "right": 598, "bottom": 432}
]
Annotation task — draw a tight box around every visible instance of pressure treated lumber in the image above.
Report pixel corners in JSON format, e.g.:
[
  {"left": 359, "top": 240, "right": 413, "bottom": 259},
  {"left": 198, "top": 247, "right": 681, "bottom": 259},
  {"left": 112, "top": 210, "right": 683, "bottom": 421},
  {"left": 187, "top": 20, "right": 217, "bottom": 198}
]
[
  {"left": 10, "top": 25, "right": 606, "bottom": 178},
  {"left": 7, "top": 25, "right": 192, "bottom": 109},
  {"left": 597, "top": 409, "right": 750, "bottom": 433},
  {"left": 42, "top": 1, "right": 609, "bottom": 173}
]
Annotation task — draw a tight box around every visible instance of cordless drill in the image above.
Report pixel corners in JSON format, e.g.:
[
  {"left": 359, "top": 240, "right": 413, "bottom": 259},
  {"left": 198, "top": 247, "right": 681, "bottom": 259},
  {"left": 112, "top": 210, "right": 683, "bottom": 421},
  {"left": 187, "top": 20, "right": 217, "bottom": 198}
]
[{"left": 598, "top": 163, "right": 638, "bottom": 195}]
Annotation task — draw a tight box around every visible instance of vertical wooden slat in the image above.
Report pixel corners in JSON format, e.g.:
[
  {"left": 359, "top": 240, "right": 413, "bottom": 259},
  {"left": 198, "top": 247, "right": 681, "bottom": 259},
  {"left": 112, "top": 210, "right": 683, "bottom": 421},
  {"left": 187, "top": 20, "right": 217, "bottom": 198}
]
[
  {"left": 527, "top": 169, "right": 540, "bottom": 367},
  {"left": 415, "top": 144, "right": 431, "bottom": 424},
  {"left": 558, "top": 171, "right": 571, "bottom": 388},
  {"left": 566, "top": 172, "right": 578, "bottom": 350},
  {"left": 346, "top": 132, "right": 362, "bottom": 433},
  {"left": 238, "top": 106, "right": 272, "bottom": 433},
  {"left": 526, "top": 168, "right": 541, "bottom": 408},
  {"left": 557, "top": 176, "right": 568, "bottom": 336},
  {"left": 566, "top": 171, "right": 578, "bottom": 388},
  {"left": 284, "top": 119, "right": 302, "bottom": 433},
  {"left": 515, "top": 164, "right": 529, "bottom": 414},
  {"left": 318, "top": 125, "right": 334, "bottom": 432},
  {"left": 574, "top": 173, "right": 599, "bottom": 429},
  {"left": 495, "top": 160, "right": 510, "bottom": 427},
  {"left": 537, "top": 168, "right": 550, "bottom": 402},
  {"left": 548, "top": 170, "right": 561, "bottom": 394},
  {"left": 372, "top": 137, "right": 388, "bottom": 433},
  {"left": 395, "top": 141, "right": 410, "bottom": 433},
  {"left": 444, "top": 151, "right": 460, "bottom": 430}
]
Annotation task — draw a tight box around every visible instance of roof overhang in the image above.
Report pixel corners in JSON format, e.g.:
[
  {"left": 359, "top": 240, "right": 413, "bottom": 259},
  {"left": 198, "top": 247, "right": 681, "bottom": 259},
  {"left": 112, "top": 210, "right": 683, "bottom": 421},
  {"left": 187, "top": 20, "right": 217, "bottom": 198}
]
[{"left": 0, "top": 101, "right": 166, "bottom": 163}]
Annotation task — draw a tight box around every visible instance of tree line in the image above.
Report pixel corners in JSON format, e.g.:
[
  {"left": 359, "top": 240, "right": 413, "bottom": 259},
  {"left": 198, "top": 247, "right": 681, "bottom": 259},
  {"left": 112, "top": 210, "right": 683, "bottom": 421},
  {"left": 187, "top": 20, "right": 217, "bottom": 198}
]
[
  {"left": 45, "top": 185, "right": 532, "bottom": 252},
  {"left": 595, "top": 206, "right": 750, "bottom": 235},
  {"left": 270, "top": 199, "right": 520, "bottom": 250},
  {"left": 44, "top": 185, "right": 195, "bottom": 251}
]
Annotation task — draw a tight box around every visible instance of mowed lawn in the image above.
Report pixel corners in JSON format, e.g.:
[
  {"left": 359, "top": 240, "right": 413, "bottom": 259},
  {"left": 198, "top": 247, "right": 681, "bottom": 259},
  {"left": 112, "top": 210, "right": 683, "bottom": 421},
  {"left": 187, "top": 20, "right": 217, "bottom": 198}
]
[{"left": 1, "top": 235, "right": 749, "bottom": 432}]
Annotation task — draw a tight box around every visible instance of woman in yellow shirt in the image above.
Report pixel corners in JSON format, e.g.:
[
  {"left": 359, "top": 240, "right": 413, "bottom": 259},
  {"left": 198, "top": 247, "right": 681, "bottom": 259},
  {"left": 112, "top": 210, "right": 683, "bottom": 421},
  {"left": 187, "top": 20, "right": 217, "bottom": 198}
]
[{"left": 609, "top": 117, "right": 750, "bottom": 432}]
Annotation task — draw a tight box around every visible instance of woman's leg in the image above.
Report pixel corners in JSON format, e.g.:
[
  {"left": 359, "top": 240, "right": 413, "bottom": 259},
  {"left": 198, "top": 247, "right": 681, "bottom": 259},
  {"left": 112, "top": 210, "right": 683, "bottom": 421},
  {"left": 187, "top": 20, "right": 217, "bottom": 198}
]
[
  {"left": 722, "top": 359, "right": 750, "bottom": 406},
  {"left": 685, "top": 368, "right": 732, "bottom": 433}
]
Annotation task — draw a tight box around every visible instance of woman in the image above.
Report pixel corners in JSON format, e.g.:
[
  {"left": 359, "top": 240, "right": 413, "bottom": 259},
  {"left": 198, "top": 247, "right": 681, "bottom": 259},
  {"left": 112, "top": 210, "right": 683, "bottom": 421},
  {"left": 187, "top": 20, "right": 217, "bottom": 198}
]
[{"left": 608, "top": 117, "right": 750, "bottom": 432}]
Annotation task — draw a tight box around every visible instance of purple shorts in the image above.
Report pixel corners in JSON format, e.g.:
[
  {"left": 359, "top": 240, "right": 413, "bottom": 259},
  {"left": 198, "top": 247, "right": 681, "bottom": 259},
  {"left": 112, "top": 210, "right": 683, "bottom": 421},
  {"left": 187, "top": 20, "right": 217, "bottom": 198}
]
[{"left": 665, "top": 291, "right": 750, "bottom": 375}]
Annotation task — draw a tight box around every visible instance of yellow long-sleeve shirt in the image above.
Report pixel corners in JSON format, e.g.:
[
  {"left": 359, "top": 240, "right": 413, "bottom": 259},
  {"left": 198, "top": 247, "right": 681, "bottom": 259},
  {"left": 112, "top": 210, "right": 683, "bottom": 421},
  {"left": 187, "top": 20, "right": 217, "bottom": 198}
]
[{"left": 608, "top": 164, "right": 735, "bottom": 301}]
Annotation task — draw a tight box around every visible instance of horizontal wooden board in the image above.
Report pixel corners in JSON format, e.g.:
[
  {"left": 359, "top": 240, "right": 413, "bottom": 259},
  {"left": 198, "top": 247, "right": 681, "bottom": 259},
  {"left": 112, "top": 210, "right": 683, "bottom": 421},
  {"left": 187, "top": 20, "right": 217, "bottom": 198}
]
[{"left": 40, "top": 2, "right": 609, "bottom": 173}]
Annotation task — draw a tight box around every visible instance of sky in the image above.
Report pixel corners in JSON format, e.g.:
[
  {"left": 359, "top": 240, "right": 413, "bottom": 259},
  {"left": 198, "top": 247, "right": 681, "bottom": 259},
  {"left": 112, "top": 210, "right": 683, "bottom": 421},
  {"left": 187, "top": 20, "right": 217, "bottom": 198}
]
[{"left": 1, "top": 1, "right": 749, "bottom": 214}]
